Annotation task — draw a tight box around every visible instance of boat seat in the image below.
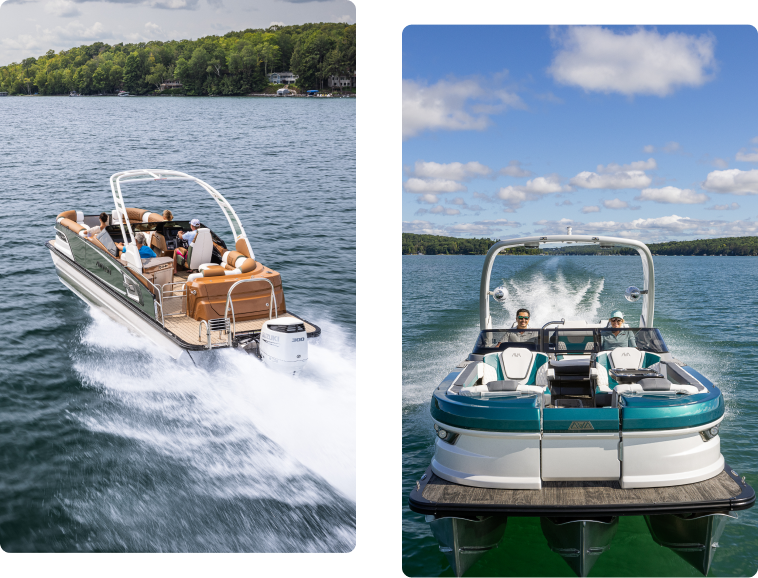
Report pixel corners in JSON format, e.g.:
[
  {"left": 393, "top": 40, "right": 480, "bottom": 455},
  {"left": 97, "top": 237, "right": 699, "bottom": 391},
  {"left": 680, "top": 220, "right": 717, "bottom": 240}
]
[
  {"left": 457, "top": 350, "right": 548, "bottom": 396},
  {"left": 179, "top": 228, "right": 213, "bottom": 271},
  {"left": 189, "top": 250, "right": 258, "bottom": 282},
  {"left": 595, "top": 348, "right": 663, "bottom": 393},
  {"left": 613, "top": 377, "right": 704, "bottom": 401}
]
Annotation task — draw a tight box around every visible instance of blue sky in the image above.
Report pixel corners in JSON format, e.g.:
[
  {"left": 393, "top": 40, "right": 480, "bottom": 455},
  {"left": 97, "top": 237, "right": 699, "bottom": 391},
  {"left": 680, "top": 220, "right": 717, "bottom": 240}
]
[{"left": 402, "top": 25, "right": 758, "bottom": 242}]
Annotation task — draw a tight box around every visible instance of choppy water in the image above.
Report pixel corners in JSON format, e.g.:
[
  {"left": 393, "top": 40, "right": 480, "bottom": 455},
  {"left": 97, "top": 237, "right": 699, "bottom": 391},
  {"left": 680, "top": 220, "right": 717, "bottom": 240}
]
[
  {"left": 0, "top": 96, "right": 355, "bottom": 552},
  {"left": 403, "top": 255, "right": 758, "bottom": 576}
]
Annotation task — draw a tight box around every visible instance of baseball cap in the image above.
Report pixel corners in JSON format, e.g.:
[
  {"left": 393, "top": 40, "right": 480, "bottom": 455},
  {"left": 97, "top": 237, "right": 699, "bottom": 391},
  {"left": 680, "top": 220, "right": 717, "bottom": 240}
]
[
  {"left": 190, "top": 218, "right": 200, "bottom": 226},
  {"left": 609, "top": 310, "right": 625, "bottom": 320}
]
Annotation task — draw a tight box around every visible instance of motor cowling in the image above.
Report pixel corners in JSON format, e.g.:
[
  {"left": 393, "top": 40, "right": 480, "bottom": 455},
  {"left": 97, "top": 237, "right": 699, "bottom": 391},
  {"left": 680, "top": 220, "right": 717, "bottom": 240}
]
[{"left": 259, "top": 318, "right": 308, "bottom": 375}]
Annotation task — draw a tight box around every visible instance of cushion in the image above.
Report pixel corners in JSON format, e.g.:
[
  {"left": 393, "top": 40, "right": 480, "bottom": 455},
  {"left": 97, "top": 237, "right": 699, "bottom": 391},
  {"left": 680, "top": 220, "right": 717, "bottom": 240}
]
[
  {"left": 609, "top": 347, "right": 643, "bottom": 369},
  {"left": 500, "top": 347, "right": 532, "bottom": 380}
]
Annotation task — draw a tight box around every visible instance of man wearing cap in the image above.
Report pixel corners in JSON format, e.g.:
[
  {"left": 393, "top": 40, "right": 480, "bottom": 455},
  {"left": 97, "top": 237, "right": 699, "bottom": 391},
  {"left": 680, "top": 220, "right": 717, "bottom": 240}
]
[
  {"left": 601, "top": 310, "right": 637, "bottom": 350},
  {"left": 174, "top": 219, "right": 200, "bottom": 273}
]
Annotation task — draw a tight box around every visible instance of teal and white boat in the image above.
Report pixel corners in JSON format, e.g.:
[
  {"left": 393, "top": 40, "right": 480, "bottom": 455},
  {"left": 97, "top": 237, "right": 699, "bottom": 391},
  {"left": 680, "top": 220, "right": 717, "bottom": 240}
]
[{"left": 409, "top": 233, "right": 754, "bottom": 577}]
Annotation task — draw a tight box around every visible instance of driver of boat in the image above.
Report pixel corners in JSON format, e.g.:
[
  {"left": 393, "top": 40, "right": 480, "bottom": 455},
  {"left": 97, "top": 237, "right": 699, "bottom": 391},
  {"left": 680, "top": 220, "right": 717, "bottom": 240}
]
[
  {"left": 601, "top": 310, "right": 637, "bottom": 350},
  {"left": 499, "top": 308, "right": 538, "bottom": 344},
  {"left": 115, "top": 232, "right": 157, "bottom": 259},
  {"left": 173, "top": 218, "right": 200, "bottom": 273}
]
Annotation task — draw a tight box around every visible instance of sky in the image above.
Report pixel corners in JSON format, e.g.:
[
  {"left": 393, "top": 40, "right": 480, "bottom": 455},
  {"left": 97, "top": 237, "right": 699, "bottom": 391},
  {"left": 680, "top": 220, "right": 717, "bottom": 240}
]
[
  {"left": 0, "top": 0, "right": 355, "bottom": 66},
  {"left": 402, "top": 25, "right": 758, "bottom": 242}
]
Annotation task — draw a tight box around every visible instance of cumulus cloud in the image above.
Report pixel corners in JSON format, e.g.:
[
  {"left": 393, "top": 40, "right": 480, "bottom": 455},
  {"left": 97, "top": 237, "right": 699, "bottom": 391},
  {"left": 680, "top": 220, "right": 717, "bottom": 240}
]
[
  {"left": 570, "top": 170, "right": 651, "bottom": 190},
  {"left": 417, "top": 193, "right": 438, "bottom": 204},
  {"left": 429, "top": 205, "right": 461, "bottom": 216},
  {"left": 412, "top": 160, "right": 492, "bottom": 181},
  {"left": 636, "top": 186, "right": 709, "bottom": 204},
  {"left": 44, "top": 0, "right": 81, "bottom": 17},
  {"left": 597, "top": 158, "right": 656, "bottom": 173},
  {"left": 736, "top": 148, "right": 758, "bottom": 163},
  {"left": 702, "top": 169, "right": 758, "bottom": 195},
  {"left": 402, "top": 76, "right": 524, "bottom": 139},
  {"left": 497, "top": 175, "right": 570, "bottom": 208},
  {"left": 548, "top": 26, "right": 716, "bottom": 97},
  {"left": 533, "top": 215, "right": 758, "bottom": 242},
  {"left": 643, "top": 145, "right": 655, "bottom": 154},
  {"left": 603, "top": 198, "right": 632, "bottom": 209},
  {"left": 403, "top": 219, "right": 521, "bottom": 237},
  {"left": 581, "top": 205, "right": 601, "bottom": 213},
  {"left": 500, "top": 160, "right": 533, "bottom": 178},
  {"left": 403, "top": 178, "right": 467, "bottom": 194},
  {"left": 706, "top": 203, "right": 740, "bottom": 211}
]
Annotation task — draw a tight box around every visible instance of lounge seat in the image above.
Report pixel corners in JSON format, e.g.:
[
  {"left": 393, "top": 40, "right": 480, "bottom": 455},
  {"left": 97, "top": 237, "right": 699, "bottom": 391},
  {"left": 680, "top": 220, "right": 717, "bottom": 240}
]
[
  {"left": 177, "top": 228, "right": 213, "bottom": 272},
  {"left": 594, "top": 347, "right": 662, "bottom": 393},
  {"left": 457, "top": 348, "right": 548, "bottom": 396}
]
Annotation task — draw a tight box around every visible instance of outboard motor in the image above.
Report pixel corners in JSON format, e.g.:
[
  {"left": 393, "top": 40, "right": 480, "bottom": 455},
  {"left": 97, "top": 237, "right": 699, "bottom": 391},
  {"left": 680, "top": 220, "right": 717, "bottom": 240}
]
[{"left": 259, "top": 318, "right": 308, "bottom": 375}]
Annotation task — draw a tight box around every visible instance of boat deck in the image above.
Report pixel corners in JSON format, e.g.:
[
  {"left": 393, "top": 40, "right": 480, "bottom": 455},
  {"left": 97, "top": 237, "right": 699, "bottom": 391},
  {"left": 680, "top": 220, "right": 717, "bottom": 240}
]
[
  {"left": 164, "top": 313, "right": 317, "bottom": 346},
  {"left": 409, "top": 465, "right": 755, "bottom": 517}
]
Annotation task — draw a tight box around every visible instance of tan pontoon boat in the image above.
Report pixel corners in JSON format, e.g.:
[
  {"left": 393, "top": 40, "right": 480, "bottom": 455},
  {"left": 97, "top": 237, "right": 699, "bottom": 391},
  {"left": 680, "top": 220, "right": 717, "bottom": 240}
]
[{"left": 47, "top": 169, "right": 319, "bottom": 369}]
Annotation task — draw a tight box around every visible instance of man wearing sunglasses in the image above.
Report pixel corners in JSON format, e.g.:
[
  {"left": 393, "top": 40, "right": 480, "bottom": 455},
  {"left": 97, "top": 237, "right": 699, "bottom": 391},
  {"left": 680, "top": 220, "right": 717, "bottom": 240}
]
[
  {"left": 500, "top": 308, "right": 538, "bottom": 344},
  {"left": 601, "top": 310, "right": 637, "bottom": 350}
]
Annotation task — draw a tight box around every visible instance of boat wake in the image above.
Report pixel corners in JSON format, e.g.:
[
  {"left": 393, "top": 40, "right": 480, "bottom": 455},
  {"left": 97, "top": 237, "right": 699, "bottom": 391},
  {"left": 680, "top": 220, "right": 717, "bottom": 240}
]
[{"left": 65, "top": 308, "right": 355, "bottom": 552}]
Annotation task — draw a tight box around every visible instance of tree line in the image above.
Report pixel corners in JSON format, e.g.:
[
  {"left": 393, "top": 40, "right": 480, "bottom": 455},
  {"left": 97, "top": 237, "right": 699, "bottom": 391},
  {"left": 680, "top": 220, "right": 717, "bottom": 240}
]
[
  {"left": 403, "top": 233, "right": 758, "bottom": 256},
  {"left": 0, "top": 22, "right": 355, "bottom": 96}
]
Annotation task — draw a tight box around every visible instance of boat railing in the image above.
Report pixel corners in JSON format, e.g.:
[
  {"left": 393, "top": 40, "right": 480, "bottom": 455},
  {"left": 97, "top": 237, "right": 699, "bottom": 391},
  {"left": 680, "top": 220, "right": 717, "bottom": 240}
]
[
  {"left": 223, "top": 278, "right": 277, "bottom": 346},
  {"left": 159, "top": 281, "right": 187, "bottom": 324}
]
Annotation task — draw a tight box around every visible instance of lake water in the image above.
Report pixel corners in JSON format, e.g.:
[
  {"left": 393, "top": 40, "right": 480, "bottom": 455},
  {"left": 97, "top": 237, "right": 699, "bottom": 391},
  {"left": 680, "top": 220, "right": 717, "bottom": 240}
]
[
  {"left": 0, "top": 96, "right": 355, "bottom": 552},
  {"left": 402, "top": 254, "right": 758, "bottom": 576}
]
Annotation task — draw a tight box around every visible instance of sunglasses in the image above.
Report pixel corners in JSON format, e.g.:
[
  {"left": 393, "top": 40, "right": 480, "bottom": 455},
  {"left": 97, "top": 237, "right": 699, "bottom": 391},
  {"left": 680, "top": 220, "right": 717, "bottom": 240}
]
[
  {"left": 610, "top": 318, "right": 623, "bottom": 323},
  {"left": 517, "top": 316, "right": 530, "bottom": 320}
]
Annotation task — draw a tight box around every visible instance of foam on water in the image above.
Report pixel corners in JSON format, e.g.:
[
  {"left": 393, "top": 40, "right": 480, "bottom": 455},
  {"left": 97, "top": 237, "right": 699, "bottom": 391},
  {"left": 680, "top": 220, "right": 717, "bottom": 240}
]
[{"left": 71, "top": 308, "right": 355, "bottom": 522}]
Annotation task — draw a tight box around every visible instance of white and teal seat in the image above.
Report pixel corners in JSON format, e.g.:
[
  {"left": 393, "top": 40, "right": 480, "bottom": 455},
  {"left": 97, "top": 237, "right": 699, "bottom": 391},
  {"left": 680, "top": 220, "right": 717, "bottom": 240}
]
[{"left": 457, "top": 348, "right": 549, "bottom": 396}]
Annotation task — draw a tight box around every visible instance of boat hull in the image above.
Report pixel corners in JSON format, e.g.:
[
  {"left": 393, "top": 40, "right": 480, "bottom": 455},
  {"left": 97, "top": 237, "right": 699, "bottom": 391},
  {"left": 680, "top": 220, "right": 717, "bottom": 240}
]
[{"left": 49, "top": 244, "right": 186, "bottom": 359}]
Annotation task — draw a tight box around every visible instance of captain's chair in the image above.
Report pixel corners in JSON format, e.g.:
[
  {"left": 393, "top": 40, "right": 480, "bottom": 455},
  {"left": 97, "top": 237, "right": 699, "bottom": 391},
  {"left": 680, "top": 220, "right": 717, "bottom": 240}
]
[{"left": 179, "top": 228, "right": 213, "bottom": 270}]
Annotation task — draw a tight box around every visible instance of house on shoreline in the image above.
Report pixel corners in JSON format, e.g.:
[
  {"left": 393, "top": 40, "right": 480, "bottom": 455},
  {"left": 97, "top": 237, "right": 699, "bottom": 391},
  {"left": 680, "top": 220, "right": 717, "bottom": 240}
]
[
  {"left": 159, "top": 80, "right": 183, "bottom": 91},
  {"left": 268, "top": 72, "right": 298, "bottom": 85}
]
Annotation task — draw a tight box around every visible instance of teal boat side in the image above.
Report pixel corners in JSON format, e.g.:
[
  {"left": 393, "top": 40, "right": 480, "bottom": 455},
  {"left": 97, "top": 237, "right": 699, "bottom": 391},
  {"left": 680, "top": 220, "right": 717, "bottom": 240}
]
[
  {"left": 543, "top": 407, "right": 619, "bottom": 432},
  {"left": 620, "top": 386, "right": 724, "bottom": 431}
]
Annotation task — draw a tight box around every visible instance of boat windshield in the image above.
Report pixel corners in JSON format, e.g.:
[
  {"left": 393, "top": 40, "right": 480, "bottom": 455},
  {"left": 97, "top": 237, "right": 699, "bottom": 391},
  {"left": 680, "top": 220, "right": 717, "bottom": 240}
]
[{"left": 473, "top": 328, "right": 668, "bottom": 355}]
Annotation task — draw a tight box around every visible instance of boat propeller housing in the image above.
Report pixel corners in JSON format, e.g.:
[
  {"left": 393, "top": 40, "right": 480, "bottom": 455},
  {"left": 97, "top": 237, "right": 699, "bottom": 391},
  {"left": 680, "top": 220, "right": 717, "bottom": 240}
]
[{"left": 259, "top": 318, "right": 309, "bottom": 375}]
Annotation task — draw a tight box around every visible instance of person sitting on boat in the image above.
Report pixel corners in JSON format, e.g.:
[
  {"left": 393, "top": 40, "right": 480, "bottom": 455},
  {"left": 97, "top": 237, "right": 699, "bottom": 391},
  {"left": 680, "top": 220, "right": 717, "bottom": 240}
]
[
  {"left": 85, "top": 212, "right": 110, "bottom": 238},
  {"left": 115, "top": 232, "right": 157, "bottom": 259},
  {"left": 500, "top": 308, "right": 538, "bottom": 344},
  {"left": 162, "top": 209, "right": 173, "bottom": 221},
  {"left": 173, "top": 218, "right": 200, "bottom": 273},
  {"left": 601, "top": 310, "right": 637, "bottom": 350}
]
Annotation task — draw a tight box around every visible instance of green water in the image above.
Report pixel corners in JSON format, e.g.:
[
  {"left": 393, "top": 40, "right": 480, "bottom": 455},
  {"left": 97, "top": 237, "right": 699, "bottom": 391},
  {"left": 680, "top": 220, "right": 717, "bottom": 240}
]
[{"left": 402, "top": 255, "right": 757, "bottom": 576}]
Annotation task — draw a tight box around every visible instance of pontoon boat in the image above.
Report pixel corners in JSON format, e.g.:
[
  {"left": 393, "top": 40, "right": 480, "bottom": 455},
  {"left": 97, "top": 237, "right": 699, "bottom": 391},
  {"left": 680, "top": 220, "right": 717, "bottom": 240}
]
[
  {"left": 47, "top": 169, "right": 319, "bottom": 371},
  {"left": 408, "top": 233, "right": 754, "bottom": 577}
]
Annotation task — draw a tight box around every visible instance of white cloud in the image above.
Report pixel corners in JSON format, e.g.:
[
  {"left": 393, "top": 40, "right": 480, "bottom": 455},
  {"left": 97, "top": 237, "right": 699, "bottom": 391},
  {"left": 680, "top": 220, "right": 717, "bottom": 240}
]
[
  {"left": 702, "top": 169, "right": 758, "bottom": 195},
  {"left": 603, "top": 198, "right": 630, "bottom": 209},
  {"left": 636, "top": 186, "right": 709, "bottom": 204},
  {"left": 269, "top": 21, "right": 286, "bottom": 28},
  {"left": 548, "top": 26, "right": 716, "bottom": 97},
  {"left": 581, "top": 205, "right": 601, "bottom": 213},
  {"left": 497, "top": 175, "right": 569, "bottom": 208},
  {"left": 145, "top": 21, "right": 162, "bottom": 34},
  {"left": 736, "top": 148, "right": 758, "bottom": 162},
  {"left": 752, "top": 136, "right": 758, "bottom": 144},
  {"left": 663, "top": 141, "right": 681, "bottom": 153},
  {"left": 44, "top": 0, "right": 81, "bottom": 17},
  {"left": 402, "top": 219, "right": 521, "bottom": 238},
  {"left": 500, "top": 160, "right": 533, "bottom": 178},
  {"left": 412, "top": 160, "right": 491, "bottom": 181},
  {"left": 403, "top": 178, "right": 467, "bottom": 194},
  {"left": 429, "top": 205, "right": 461, "bottom": 216},
  {"left": 713, "top": 158, "right": 729, "bottom": 168},
  {"left": 706, "top": 203, "right": 740, "bottom": 211},
  {"left": 402, "top": 77, "right": 524, "bottom": 140},
  {"left": 556, "top": 199, "right": 573, "bottom": 206},
  {"left": 643, "top": 145, "right": 655, "bottom": 153},
  {"left": 417, "top": 194, "right": 438, "bottom": 204},
  {"left": 334, "top": 15, "right": 353, "bottom": 24},
  {"left": 570, "top": 170, "right": 651, "bottom": 190},
  {"left": 533, "top": 215, "right": 758, "bottom": 241},
  {"left": 597, "top": 158, "right": 656, "bottom": 173}
]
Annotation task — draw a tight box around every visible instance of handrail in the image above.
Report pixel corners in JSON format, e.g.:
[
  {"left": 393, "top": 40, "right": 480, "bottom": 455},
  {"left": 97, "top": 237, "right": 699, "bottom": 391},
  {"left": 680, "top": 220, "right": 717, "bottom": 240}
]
[{"left": 223, "top": 277, "right": 277, "bottom": 345}]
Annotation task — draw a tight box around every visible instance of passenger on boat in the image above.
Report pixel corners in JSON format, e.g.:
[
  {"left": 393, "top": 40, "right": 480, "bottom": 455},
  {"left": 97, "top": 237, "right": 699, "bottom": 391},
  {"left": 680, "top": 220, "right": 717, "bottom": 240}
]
[
  {"left": 162, "top": 209, "right": 173, "bottom": 221},
  {"left": 500, "top": 308, "right": 538, "bottom": 343},
  {"left": 173, "top": 218, "right": 199, "bottom": 273},
  {"left": 84, "top": 212, "right": 110, "bottom": 238},
  {"left": 116, "top": 232, "right": 157, "bottom": 259},
  {"left": 601, "top": 310, "right": 637, "bottom": 350}
]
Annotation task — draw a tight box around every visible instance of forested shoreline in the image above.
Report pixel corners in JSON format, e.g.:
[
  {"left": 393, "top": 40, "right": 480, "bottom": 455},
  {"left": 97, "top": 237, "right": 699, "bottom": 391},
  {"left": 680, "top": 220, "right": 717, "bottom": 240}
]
[
  {"left": 0, "top": 22, "right": 355, "bottom": 96},
  {"left": 402, "top": 233, "right": 758, "bottom": 256}
]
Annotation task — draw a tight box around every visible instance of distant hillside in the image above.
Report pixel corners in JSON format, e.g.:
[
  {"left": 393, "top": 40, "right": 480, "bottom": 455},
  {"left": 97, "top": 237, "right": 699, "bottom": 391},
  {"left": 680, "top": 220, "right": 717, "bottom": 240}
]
[{"left": 402, "top": 233, "right": 758, "bottom": 256}]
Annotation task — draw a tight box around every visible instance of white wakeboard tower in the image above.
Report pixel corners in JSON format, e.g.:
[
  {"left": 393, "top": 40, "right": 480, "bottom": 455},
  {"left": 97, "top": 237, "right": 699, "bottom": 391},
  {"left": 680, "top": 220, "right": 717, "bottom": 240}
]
[
  {"left": 110, "top": 169, "right": 255, "bottom": 274},
  {"left": 480, "top": 234, "right": 655, "bottom": 329}
]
